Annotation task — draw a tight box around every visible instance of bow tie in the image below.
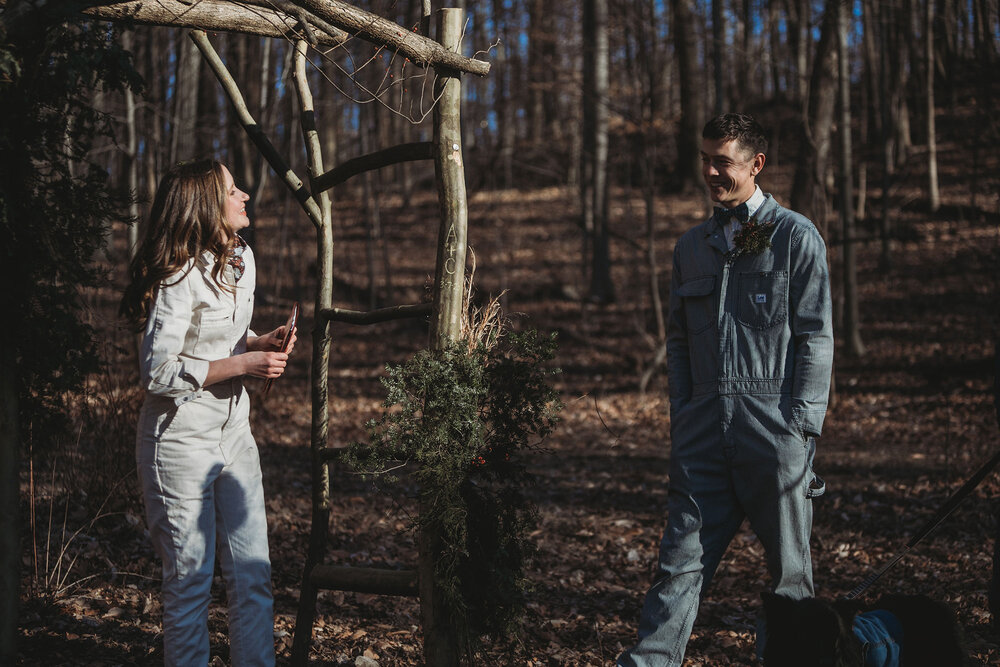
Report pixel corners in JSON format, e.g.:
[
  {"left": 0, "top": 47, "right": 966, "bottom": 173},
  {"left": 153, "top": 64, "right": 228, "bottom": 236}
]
[{"left": 717, "top": 202, "right": 749, "bottom": 224}]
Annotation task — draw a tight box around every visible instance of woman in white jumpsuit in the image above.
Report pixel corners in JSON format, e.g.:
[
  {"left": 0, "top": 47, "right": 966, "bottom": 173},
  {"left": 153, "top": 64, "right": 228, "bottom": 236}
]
[{"left": 121, "top": 159, "right": 295, "bottom": 666}]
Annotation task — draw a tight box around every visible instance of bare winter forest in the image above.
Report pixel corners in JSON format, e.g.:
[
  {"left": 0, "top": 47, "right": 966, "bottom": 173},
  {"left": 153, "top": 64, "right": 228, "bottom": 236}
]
[{"left": 3, "top": 0, "right": 1000, "bottom": 665}]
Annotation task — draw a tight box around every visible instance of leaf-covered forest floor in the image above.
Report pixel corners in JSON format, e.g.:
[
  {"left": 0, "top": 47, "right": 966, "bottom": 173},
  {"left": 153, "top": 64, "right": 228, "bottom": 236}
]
[{"left": 17, "top": 128, "right": 1000, "bottom": 664}]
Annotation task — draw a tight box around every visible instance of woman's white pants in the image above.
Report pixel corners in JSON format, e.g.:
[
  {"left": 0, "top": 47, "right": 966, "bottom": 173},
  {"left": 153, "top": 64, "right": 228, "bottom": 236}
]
[{"left": 137, "top": 383, "right": 274, "bottom": 666}]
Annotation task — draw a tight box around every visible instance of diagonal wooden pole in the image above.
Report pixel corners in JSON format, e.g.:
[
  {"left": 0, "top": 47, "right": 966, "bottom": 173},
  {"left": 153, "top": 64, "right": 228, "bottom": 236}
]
[
  {"left": 189, "top": 30, "right": 325, "bottom": 229},
  {"left": 843, "top": 447, "right": 1000, "bottom": 600},
  {"left": 190, "top": 32, "right": 337, "bottom": 663},
  {"left": 292, "top": 0, "right": 490, "bottom": 76}
]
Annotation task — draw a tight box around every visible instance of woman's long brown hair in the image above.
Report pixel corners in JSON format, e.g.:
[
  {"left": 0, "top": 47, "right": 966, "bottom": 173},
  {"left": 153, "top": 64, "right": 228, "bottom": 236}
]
[{"left": 120, "top": 159, "right": 236, "bottom": 331}]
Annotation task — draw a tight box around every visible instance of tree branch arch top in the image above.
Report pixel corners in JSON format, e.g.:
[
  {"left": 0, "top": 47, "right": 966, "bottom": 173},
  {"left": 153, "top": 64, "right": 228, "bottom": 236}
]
[{"left": 78, "top": 0, "right": 490, "bottom": 76}]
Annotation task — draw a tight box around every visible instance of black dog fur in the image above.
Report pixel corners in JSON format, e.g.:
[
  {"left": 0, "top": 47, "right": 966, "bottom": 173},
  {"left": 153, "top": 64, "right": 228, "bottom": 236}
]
[{"left": 761, "top": 592, "right": 966, "bottom": 667}]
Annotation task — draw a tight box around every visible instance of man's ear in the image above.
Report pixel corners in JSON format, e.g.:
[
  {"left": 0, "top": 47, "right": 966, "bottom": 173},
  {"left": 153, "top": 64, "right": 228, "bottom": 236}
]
[{"left": 751, "top": 152, "right": 766, "bottom": 176}]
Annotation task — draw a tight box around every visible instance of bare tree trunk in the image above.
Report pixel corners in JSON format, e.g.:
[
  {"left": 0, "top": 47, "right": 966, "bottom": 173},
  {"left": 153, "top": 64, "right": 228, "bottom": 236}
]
[
  {"left": 361, "top": 106, "right": 384, "bottom": 309},
  {"left": 170, "top": 34, "right": 201, "bottom": 163},
  {"left": 712, "top": 0, "right": 725, "bottom": 114},
  {"left": 0, "top": 346, "right": 17, "bottom": 667},
  {"left": 741, "top": 0, "right": 753, "bottom": 98},
  {"left": 786, "top": 0, "right": 811, "bottom": 104},
  {"left": 639, "top": 0, "right": 666, "bottom": 342},
  {"left": 974, "top": 0, "right": 997, "bottom": 62},
  {"left": 581, "top": 0, "right": 614, "bottom": 303},
  {"left": 894, "top": 0, "right": 914, "bottom": 162},
  {"left": 672, "top": 0, "right": 704, "bottom": 192},
  {"left": 856, "top": 7, "right": 871, "bottom": 222},
  {"left": 927, "top": 0, "right": 941, "bottom": 212},
  {"left": 122, "top": 29, "right": 140, "bottom": 258},
  {"left": 838, "top": 0, "right": 865, "bottom": 357},
  {"left": 492, "top": 0, "right": 513, "bottom": 189},
  {"left": 528, "top": 0, "right": 546, "bottom": 144},
  {"left": 231, "top": 36, "right": 275, "bottom": 219},
  {"left": 143, "top": 27, "right": 166, "bottom": 204},
  {"left": 766, "top": 2, "right": 783, "bottom": 98},
  {"left": 855, "top": 159, "right": 868, "bottom": 223},
  {"left": 790, "top": 0, "right": 839, "bottom": 232},
  {"left": 878, "top": 0, "right": 894, "bottom": 270}
]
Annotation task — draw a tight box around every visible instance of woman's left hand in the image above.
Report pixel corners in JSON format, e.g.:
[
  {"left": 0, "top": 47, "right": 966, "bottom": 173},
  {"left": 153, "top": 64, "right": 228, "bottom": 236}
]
[{"left": 251, "top": 325, "right": 296, "bottom": 355}]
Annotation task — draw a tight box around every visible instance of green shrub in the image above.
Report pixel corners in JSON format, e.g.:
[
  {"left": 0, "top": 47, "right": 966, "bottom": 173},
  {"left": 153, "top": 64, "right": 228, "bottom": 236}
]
[{"left": 344, "top": 329, "right": 561, "bottom": 646}]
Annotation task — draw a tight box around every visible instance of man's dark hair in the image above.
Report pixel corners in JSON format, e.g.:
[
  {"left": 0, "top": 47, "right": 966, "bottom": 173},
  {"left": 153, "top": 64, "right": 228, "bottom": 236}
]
[{"left": 703, "top": 113, "right": 768, "bottom": 157}]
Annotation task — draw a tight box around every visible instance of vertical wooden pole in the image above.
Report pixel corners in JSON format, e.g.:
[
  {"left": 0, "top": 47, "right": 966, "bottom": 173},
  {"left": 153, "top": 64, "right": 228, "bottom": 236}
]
[
  {"left": 428, "top": 8, "right": 469, "bottom": 352},
  {"left": 421, "top": 9, "right": 467, "bottom": 666},
  {"left": 289, "top": 39, "right": 336, "bottom": 666}
]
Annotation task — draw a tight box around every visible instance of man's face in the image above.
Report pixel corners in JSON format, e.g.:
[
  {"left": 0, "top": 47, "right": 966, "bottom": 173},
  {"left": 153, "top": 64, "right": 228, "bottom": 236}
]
[{"left": 701, "top": 137, "right": 765, "bottom": 208}]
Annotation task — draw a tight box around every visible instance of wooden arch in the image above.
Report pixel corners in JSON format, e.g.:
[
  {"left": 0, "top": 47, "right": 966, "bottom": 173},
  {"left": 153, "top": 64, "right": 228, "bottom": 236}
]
[{"left": 53, "top": 0, "right": 489, "bottom": 663}]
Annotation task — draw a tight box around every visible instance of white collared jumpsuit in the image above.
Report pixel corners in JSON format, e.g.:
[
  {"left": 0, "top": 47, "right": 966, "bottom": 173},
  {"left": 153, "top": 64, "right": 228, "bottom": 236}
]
[{"left": 136, "top": 246, "right": 275, "bottom": 666}]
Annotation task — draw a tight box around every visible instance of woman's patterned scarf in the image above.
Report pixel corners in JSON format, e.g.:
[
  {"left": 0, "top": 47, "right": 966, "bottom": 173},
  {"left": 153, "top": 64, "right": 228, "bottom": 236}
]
[{"left": 227, "top": 235, "right": 247, "bottom": 282}]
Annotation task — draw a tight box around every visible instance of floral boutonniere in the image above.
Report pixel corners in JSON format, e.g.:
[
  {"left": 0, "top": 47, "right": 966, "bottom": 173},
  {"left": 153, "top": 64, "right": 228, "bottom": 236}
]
[{"left": 730, "top": 217, "right": 775, "bottom": 258}]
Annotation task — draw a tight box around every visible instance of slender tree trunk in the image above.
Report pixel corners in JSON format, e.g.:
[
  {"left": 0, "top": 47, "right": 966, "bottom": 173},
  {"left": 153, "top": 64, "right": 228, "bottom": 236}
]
[
  {"left": 0, "top": 345, "right": 17, "bottom": 667},
  {"left": 170, "top": 33, "right": 201, "bottom": 163},
  {"left": 672, "top": 0, "right": 704, "bottom": 192},
  {"left": 712, "top": 0, "right": 725, "bottom": 114},
  {"left": 879, "top": 0, "right": 894, "bottom": 270},
  {"left": 927, "top": 0, "right": 941, "bottom": 212},
  {"left": 492, "top": 0, "right": 513, "bottom": 189},
  {"left": 581, "top": 0, "right": 614, "bottom": 303},
  {"left": 144, "top": 27, "right": 165, "bottom": 202},
  {"left": 121, "top": 29, "right": 140, "bottom": 258},
  {"left": 893, "top": 0, "right": 914, "bottom": 162},
  {"left": 528, "top": 0, "right": 546, "bottom": 144},
  {"left": 742, "top": 0, "right": 752, "bottom": 99},
  {"left": 855, "top": 5, "right": 872, "bottom": 222},
  {"left": 790, "top": 0, "right": 839, "bottom": 231},
  {"left": 361, "top": 107, "right": 383, "bottom": 309},
  {"left": 838, "top": 0, "right": 865, "bottom": 357},
  {"left": 786, "top": 0, "right": 811, "bottom": 104},
  {"left": 197, "top": 33, "right": 222, "bottom": 155},
  {"left": 974, "top": 0, "right": 997, "bottom": 62}
]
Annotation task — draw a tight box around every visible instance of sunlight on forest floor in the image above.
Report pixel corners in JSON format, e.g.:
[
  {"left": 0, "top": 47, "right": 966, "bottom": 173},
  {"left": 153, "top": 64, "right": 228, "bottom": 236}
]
[{"left": 18, "top": 164, "right": 1000, "bottom": 665}]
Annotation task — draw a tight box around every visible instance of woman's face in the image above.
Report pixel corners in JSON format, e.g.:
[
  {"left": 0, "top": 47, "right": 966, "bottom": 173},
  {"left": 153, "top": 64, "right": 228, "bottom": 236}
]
[{"left": 221, "top": 165, "right": 250, "bottom": 232}]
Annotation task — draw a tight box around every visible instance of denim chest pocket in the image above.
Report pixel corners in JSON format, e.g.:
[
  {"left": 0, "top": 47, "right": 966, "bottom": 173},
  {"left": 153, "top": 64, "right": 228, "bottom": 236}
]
[
  {"left": 676, "top": 275, "right": 716, "bottom": 334},
  {"left": 737, "top": 270, "right": 788, "bottom": 329}
]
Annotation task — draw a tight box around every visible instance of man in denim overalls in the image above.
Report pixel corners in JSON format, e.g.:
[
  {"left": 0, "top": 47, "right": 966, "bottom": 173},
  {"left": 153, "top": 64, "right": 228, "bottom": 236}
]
[{"left": 619, "top": 113, "right": 834, "bottom": 666}]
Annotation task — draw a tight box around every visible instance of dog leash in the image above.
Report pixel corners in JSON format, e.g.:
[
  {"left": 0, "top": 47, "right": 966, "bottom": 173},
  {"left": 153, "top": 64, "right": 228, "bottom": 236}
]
[{"left": 842, "top": 446, "right": 1000, "bottom": 601}]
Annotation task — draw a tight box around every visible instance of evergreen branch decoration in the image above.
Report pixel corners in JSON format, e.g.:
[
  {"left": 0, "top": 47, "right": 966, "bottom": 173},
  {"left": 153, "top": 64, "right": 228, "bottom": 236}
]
[
  {"left": 729, "top": 216, "right": 775, "bottom": 257},
  {"left": 344, "top": 324, "right": 561, "bottom": 647}
]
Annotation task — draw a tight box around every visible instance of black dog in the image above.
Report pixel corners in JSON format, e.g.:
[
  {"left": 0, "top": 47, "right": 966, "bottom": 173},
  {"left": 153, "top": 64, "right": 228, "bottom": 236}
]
[{"left": 761, "top": 592, "right": 966, "bottom": 667}]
